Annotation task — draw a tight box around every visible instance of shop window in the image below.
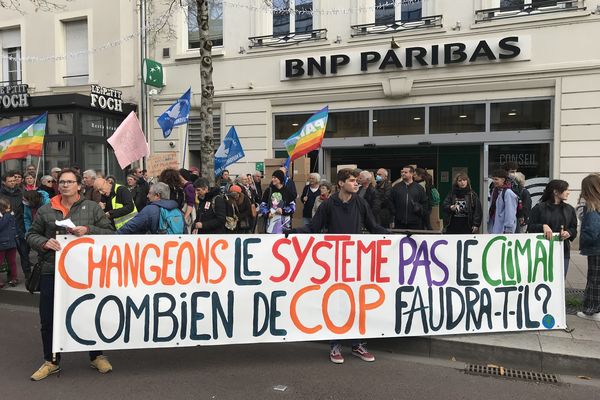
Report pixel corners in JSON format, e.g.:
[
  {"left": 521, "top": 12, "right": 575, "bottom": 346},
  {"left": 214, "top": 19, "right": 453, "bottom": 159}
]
[
  {"left": 47, "top": 113, "right": 74, "bottom": 135},
  {"left": 80, "top": 113, "right": 105, "bottom": 136},
  {"left": 274, "top": 110, "right": 368, "bottom": 140},
  {"left": 375, "top": 0, "right": 423, "bottom": 25},
  {"left": 63, "top": 19, "right": 89, "bottom": 85},
  {"left": 84, "top": 142, "right": 105, "bottom": 172},
  {"left": 490, "top": 100, "right": 551, "bottom": 131},
  {"left": 1, "top": 28, "right": 22, "bottom": 84},
  {"left": 273, "top": 0, "right": 313, "bottom": 35},
  {"left": 188, "top": 0, "right": 223, "bottom": 49},
  {"left": 44, "top": 140, "right": 71, "bottom": 170},
  {"left": 373, "top": 107, "right": 425, "bottom": 136},
  {"left": 430, "top": 104, "right": 485, "bottom": 134}
]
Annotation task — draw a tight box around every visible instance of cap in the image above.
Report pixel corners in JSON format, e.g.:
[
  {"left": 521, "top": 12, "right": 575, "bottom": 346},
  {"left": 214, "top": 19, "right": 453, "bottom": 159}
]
[
  {"left": 272, "top": 169, "right": 286, "bottom": 184},
  {"left": 229, "top": 185, "right": 242, "bottom": 193}
]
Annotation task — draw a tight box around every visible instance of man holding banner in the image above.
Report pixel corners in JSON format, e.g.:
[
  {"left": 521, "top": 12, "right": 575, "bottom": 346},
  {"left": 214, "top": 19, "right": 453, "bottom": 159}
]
[
  {"left": 294, "top": 168, "right": 388, "bottom": 364},
  {"left": 27, "top": 169, "right": 115, "bottom": 381}
]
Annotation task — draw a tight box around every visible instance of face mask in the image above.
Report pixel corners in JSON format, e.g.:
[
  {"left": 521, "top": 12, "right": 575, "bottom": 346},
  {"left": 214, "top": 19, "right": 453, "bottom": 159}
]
[{"left": 375, "top": 175, "right": 382, "bottom": 182}]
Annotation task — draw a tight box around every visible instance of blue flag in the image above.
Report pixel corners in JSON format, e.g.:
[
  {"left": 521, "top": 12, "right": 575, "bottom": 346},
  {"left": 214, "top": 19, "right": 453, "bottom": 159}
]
[
  {"left": 157, "top": 88, "right": 191, "bottom": 138},
  {"left": 214, "top": 126, "right": 245, "bottom": 177}
]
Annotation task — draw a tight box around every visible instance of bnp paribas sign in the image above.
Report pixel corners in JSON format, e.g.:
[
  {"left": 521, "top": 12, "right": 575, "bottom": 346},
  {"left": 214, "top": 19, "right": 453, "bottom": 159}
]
[{"left": 281, "top": 36, "right": 530, "bottom": 80}]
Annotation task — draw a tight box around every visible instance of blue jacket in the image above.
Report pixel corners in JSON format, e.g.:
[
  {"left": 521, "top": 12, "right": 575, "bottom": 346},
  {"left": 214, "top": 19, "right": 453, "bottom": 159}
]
[
  {"left": 580, "top": 210, "right": 600, "bottom": 256},
  {"left": 24, "top": 190, "right": 50, "bottom": 233},
  {"left": 488, "top": 187, "right": 518, "bottom": 234},
  {"left": 116, "top": 199, "right": 179, "bottom": 234},
  {"left": 0, "top": 212, "right": 17, "bottom": 251}
]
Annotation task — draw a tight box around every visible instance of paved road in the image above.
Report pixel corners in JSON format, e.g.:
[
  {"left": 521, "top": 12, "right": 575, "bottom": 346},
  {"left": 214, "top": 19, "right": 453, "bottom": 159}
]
[{"left": 1, "top": 304, "right": 599, "bottom": 400}]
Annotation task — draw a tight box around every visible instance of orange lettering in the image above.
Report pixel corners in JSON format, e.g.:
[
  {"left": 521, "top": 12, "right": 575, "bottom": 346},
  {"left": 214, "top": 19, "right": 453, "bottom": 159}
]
[
  {"left": 140, "top": 244, "right": 160, "bottom": 285},
  {"left": 58, "top": 237, "right": 93, "bottom": 289},
  {"left": 209, "top": 240, "right": 228, "bottom": 284},
  {"left": 323, "top": 283, "right": 355, "bottom": 334},
  {"left": 290, "top": 285, "right": 322, "bottom": 334},
  {"left": 359, "top": 284, "right": 385, "bottom": 334}
]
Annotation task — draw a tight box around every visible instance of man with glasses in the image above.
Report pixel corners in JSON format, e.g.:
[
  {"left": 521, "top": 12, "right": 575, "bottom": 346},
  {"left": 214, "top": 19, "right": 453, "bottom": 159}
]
[
  {"left": 93, "top": 177, "right": 137, "bottom": 230},
  {"left": 0, "top": 171, "right": 30, "bottom": 280},
  {"left": 50, "top": 167, "right": 62, "bottom": 193},
  {"left": 27, "top": 168, "right": 115, "bottom": 381}
]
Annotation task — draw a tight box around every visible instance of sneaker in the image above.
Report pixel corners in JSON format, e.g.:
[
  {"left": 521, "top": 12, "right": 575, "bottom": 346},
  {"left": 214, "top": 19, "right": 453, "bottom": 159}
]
[
  {"left": 577, "top": 311, "right": 600, "bottom": 322},
  {"left": 31, "top": 361, "right": 60, "bottom": 381},
  {"left": 90, "top": 355, "right": 113, "bottom": 373},
  {"left": 329, "top": 344, "right": 344, "bottom": 364},
  {"left": 8, "top": 279, "right": 18, "bottom": 287},
  {"left": 351, "top": 343, "right": 375, "bottom": 362}
]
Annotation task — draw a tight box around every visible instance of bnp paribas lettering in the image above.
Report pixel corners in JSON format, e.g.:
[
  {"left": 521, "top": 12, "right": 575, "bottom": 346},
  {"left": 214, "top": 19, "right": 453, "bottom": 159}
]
[{"left": 285, "top": 37, "right": 521, "bottom": 78}]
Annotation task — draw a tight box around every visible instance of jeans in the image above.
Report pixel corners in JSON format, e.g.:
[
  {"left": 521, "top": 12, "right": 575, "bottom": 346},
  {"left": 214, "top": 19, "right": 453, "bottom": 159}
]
[
  {"left": 15, "top": 236, "right": 31, "bottom": 277},
  {"left": 39, "top": 274, "right": 102, "bottom": 363},
  {"left": 564, "top": 257, "right": 570, "bottom": 278},
  {"left": 330, "top": 339, "right": 363, "bottom": 348}
]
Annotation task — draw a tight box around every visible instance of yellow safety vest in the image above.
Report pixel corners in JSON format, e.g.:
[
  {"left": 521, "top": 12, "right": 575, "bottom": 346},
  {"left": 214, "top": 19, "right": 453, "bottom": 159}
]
[{"left": 111, "top": 184, "right": 138, "bottom": 229}]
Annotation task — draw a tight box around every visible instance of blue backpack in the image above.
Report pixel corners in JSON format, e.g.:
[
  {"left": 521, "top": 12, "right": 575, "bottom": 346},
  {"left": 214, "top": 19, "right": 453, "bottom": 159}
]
[{"left": 158, "top": 206, "right": 185, "bottom": 234}]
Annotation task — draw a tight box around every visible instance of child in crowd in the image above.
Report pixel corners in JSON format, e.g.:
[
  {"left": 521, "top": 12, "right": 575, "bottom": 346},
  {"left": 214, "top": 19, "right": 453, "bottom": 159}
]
[{"left": 0, "top": 198, "right": 18, "bottom": 288}]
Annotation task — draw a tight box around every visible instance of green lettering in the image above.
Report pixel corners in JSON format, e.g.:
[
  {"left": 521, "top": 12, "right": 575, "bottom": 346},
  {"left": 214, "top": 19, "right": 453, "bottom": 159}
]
[
  {"left": 515, "top": 239, "right": 530, "bottom": 284},
  {"left": 482, "top": 236, "right": 505, "bottom": 286}
]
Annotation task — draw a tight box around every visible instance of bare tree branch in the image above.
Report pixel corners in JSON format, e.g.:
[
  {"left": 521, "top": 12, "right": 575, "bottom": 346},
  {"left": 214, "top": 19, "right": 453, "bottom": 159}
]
[{"left": 0, "top": 0, "right": 71, "bottom": 13}]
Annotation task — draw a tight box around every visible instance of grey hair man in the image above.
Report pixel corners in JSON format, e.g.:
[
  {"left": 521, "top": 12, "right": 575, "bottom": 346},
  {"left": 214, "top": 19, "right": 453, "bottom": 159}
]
[
  {"left": 82, "top": 169, "right": 102, "bottom": 203},
  {"left": 117, "top": 182, "right": 181, "bottom": 234}
]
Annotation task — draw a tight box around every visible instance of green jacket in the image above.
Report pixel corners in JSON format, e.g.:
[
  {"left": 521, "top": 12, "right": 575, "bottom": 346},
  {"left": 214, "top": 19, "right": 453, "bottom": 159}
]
[{"left": 26, "top": 195, "right": 114, "bottom": 275}]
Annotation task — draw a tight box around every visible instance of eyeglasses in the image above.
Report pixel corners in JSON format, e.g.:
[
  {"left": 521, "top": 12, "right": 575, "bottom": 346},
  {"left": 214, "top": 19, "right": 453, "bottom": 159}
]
[{"left": 58, "top": 180, "right": 77, "bottom": 186}]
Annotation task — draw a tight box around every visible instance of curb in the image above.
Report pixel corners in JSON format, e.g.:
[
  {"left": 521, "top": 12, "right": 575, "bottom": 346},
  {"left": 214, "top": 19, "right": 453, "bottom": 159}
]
[{"left": 371, "top": 336, "right": 600, "bottom": 379}]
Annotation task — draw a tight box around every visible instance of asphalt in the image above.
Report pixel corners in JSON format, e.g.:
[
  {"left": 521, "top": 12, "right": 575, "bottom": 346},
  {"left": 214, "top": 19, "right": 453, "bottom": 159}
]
[{"left": 2, "top": 251, "right": 598, "bottom": 379}]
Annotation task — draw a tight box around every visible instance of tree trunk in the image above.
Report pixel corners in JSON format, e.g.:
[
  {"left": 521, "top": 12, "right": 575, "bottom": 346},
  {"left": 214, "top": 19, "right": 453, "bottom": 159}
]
[{"left": 197, "top": 0, "right": 215, "bottom": 185}]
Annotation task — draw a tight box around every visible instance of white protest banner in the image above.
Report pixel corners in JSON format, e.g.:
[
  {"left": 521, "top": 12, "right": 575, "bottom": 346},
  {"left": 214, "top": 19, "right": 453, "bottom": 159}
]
[{"left": 53, "top": 234, "right": 565, "bottom": 353}]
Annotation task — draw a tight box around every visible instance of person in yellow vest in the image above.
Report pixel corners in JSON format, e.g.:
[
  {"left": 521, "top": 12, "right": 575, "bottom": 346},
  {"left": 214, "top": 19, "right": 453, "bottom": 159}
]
[{"left": 94, "top": 177, "right": 137, "bottom": 229}]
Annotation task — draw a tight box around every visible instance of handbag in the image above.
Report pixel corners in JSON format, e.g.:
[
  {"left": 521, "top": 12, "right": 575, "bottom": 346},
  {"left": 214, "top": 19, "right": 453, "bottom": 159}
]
[
  {"left": 26, "top": 262, "right": 42, "bottom": 294},
  {"left": 225, "top": 201, "right": 239, "bottom": 231}
]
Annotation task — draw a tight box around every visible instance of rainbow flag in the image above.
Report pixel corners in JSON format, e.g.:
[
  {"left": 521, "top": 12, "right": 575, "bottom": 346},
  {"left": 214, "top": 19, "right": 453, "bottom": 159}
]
[
  {"left": 284, "top": 106, "right": 328, "bottom": 161},
  {"left": 0, "top": 113, "right": 47, "bottom": 162}
]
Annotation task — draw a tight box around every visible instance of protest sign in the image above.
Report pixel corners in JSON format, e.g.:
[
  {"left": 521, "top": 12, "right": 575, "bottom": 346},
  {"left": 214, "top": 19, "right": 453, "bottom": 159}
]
[
  {"left": 146, "top": 152, "right": 179, "bottom": 178},
  {"left": 53, "top": 234, "right": 565, "bottom": 352}
]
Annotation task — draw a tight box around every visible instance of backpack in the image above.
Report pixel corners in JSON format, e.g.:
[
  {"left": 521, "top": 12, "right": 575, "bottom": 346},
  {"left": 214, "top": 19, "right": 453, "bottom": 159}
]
[
  {"left": 170, "top": 186, "right": 185, "bottom": 210},
  {"left": 158, "top": 206, "right": 185, "bottom": 234},
  {"left": 430, "top": 188, "right": 441, "bottom": 206}
]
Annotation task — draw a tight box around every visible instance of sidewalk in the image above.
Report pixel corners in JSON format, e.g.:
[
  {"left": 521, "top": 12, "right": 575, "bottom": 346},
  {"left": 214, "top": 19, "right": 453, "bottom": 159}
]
[{"left": 1, "top": 251, "right": 598, "bottom": 377}]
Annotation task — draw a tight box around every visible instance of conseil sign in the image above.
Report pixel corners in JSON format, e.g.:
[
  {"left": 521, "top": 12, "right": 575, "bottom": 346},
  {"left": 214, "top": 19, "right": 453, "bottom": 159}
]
[{"left": 281, "top": 36, "right": 531, "bottom": 80}]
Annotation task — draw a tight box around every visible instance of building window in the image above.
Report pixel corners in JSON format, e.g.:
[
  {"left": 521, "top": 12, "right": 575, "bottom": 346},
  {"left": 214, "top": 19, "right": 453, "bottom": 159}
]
[
  {"left": 491, "top": 100, "right": 551, "bottom": 131},
  {"left": 47, "top": 113, "right": 74, "bottom": 135},
  {"left": 500, "top": 0, "right": 557, "bottom": 9},
  {"left": 63, "top": 19, "right": 89, "bottom": 86},
  {"left": 373, "top": 107, "right": 425, "bottom": 136},
  {"left": 273, "top": 0, "right": 313, "bottom": 35},
  {"left": 375, "top": 0, "right": 423, "bottom": 25},
  {"left": 275, "top": 111, "right": 368, "bottom": 140},
  {"left": 188, "top": 0, "right": 223, "bottom": 49},
  {"left": 1, "top": 28, "right": 21, "bottom": 84},
  {"left": 430, "top": 104, "right": 486, "bottom": 134}
]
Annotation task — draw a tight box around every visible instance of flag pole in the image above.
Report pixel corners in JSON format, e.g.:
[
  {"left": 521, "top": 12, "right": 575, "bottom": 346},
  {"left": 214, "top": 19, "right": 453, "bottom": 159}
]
[{"left": 182, "top": 123, "right": 189, "bottom": 168}]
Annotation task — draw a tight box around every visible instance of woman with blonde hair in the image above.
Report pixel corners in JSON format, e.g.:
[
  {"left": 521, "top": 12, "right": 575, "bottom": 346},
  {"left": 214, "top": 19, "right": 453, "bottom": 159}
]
[{"left": 577, "top": 174, "right": 600, "bottom": 322}]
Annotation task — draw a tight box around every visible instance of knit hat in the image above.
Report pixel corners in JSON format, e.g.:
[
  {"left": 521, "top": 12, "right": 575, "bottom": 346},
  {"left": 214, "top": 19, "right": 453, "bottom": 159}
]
[
  {"left": 229, "top": 185, "right": 242, "bottom": 193},
  {"left": 272, "top": 169, "right": 286, "bottom": 184}
]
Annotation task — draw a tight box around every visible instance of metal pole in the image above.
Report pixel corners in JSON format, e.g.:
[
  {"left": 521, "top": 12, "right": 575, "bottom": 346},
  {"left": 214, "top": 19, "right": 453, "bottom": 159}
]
[{"left": 139, "top": 0, "right": 147, "bottom": 143}]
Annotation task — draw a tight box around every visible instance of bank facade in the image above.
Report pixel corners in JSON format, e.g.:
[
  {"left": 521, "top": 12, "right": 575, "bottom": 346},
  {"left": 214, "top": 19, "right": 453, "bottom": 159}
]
[
  {"left": 0, "top": 0, "right": 139, "bottom": 178},
  {"left": 150, "top": 0, "right": 600, "bottom": 212}
]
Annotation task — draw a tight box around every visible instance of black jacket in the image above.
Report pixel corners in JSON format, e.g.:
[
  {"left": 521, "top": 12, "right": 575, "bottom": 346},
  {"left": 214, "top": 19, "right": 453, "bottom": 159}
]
[
  {"left": 135, "top": 177, "right": 150, "bottom": 211},
  {"left": 0, "top": 185, "right": 24, "bottom": 236},
  {"left": 301, "top": 184, "right": 321, "bottom": 219},
  {"left": 300, "top": 192, "right": 388, "bottom": 234},
  {"left": 442, "top": 189, "right": 483, "bottom": 232},
  {"left": 528, "top": 201, "right": 577, "bottom": 257},
  {"left": 358, "top": 185, "right": 381, "bottom": 218},
  {"left": 195, "top": 187, "right": 227, "bottom": 234},
  {"left": 376, "top": 180, "right": 394, "bottom": 226},
  {"left": 390, "top": 181, "right": 428, "bottom": 227},
  {"left": 0, "top": 212, "right": 17, "bottom": 251}
]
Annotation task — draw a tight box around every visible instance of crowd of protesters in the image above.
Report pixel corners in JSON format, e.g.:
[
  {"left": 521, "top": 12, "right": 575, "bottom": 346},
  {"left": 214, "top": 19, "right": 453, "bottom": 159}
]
[{"left": 1, "top": 161, "right": 600, "bottom": 378}]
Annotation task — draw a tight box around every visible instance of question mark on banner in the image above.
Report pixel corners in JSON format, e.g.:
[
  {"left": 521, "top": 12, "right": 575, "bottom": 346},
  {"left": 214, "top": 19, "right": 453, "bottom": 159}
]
[{"left": 535, "top": 283, "right": 554, "bottom": 329}]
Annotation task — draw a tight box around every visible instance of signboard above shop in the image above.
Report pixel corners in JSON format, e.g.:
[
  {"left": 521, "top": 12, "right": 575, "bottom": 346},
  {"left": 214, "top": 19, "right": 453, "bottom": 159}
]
[
  {"left": 281, "top": 36, "right": 531, "bottom": 80},
  {"left": 90, "top": 84, "right": 123, "bottom": 113},
  {"left": 0, "top": 84, "right": 30, "bottom": 110}
]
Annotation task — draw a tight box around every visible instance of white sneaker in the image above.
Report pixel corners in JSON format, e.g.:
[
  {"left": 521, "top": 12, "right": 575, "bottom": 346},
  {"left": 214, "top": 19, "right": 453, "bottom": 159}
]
[{"left": 576, "top": 311, "right": 600, "bottom": 322}]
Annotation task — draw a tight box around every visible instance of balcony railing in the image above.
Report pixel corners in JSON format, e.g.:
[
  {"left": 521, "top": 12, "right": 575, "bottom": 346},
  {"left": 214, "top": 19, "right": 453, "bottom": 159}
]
[
  {"left": 249, "top": 28, "right": 327, "bottom": 48},
  {"left": 475, "top": 0, "right": 584, "bottom": 22},
  {"left": 351, "top": 15, "right": 443, "bottom": 37}
]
